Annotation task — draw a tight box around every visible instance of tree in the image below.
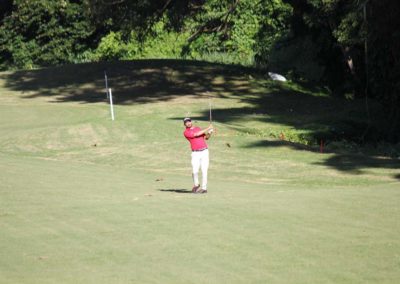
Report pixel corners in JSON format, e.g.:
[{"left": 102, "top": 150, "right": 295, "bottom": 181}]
[
  {"left": 0, "top": 0, "right": 95, "bottom": 68},
  {"left": 366, "top": 0, "right": 400, "bottom": 141},
  {"left": 266, "top": 0, "right": 365, "bottom": 95},
  {"left": 88, "top": 0, "right": 291, "bottom": 65},
  {"left": 87, "top": 0, "right": 195, "bottom": 36},
  {"left": 0, "top": 0, "right": 13, "bottom": 21},
  {"left": 277, "top": 0, "right": 399, "bottom": 141}
]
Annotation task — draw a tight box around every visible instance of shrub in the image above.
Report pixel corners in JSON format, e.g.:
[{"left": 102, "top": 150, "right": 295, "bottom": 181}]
[{"left": 0, "top": 0, "right": 94, "bottom": 68}]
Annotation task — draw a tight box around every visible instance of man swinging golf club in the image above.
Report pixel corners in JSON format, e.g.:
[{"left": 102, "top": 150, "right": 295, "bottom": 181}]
[{"left": 183, "top": 118, "right": 214, "bottom": 194}]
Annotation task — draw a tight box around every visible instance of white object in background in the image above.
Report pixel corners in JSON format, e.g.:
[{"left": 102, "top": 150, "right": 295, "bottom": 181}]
[
  {"left": 268, "top": 72, "right": 287, "bottom": 82},
  {"left": 108, "top": 88, "right": 115, "bottom": 121}
]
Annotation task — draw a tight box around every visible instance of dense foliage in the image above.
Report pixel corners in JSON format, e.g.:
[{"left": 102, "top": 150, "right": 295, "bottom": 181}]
[
  {"left": 0, "top": 0, "right": 94, "bottom": 68},
  {"left": 0, "top": 0, "right": 399, "bottom": 141},
  {"left": 366, "top": 0, "right": 400, "bottom": 142},
  {"left": 280, "top": 0, "right": 400, "bottom": 141}
]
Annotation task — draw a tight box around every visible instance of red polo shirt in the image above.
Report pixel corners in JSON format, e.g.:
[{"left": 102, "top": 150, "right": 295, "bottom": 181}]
[{"left": 184, "top": 127, "right": 208, "bottom": 151}]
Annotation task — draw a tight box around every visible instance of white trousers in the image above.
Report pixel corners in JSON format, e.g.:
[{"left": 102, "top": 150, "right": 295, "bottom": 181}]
[{"left": 191, "top": 149, "right": 209, "bottom": 190}]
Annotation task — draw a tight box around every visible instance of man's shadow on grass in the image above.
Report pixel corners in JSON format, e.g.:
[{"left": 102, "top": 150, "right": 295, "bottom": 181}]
[{"left": 159, "top": 189, "right": 192, "bottom": 194}]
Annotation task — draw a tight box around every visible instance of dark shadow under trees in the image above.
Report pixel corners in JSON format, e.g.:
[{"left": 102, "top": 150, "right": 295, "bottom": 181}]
[
  {"left": 1, "top": 59, "right": 398, "bottom": 180},
  {"left": 1, "top": 59, "right": 258, "bottom": 104}
]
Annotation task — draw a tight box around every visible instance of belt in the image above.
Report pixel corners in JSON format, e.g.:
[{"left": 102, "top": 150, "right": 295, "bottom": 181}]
[{"left": 192, "top": 148, "right": 208, "bottom": 152}]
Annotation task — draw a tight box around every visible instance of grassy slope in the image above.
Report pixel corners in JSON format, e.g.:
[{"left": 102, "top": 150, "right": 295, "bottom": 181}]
[{"left": 0, "top": 60, "right": 399, "bottom": 283}]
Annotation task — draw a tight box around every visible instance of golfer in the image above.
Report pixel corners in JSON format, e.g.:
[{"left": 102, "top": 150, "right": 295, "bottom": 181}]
[{"left": 183, "top": 117, "right": 213, "bottom": 194}]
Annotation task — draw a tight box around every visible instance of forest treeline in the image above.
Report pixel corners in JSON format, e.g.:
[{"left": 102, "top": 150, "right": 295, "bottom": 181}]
[{"left": 0, "top": 0, "right": 399, "bottom": 142}]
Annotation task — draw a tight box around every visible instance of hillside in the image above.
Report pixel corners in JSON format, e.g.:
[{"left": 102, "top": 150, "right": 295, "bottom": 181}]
[{"left": 0, "top": 60, "right": 399, "bottom": 283}]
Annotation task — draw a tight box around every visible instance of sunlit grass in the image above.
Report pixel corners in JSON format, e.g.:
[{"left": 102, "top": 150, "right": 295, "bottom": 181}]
[{"left": 0, "top": 61, "right": 399, "bottom": 283}]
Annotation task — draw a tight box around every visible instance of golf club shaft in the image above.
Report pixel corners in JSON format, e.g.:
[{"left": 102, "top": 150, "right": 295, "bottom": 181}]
[{"left": 209, "top": 101, "right": 212, "bottom": 124}]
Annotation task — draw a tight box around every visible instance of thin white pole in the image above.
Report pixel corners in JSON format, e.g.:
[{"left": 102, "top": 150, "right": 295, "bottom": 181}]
[
  {"left": 104, "top": 71, "right": 109, "bottom": 99},
  {"left": 108, "top": 88, "right": 115, "bottom": 121},
  {"left": 209, "top": 100, "right": 212, "bottom": 123}
]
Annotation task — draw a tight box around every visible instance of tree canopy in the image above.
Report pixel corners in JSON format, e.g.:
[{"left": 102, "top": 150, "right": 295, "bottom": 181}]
[{"left": 0, "top": 0, "right": 399, "bottom": 141}]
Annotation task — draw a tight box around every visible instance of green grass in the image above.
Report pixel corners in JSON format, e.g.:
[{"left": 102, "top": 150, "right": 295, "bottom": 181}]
[{"left": 0, "top": 60, "right": 399, "bottom": 283}]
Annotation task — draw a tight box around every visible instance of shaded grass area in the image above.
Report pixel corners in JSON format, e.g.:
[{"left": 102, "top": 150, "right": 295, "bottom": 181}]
[
  {"left": 0, "top": 59, "right": 257, "bottom": 104},
  {"left": 245, "top": 140, "right": 400, "bottom": 176},
  {"left": 0, "top": 59, "right": 399, "bottom": 181},
  {"left": 0, "top": 59, "right": 390, "bottom": 146},
  {"left": 1, "top": 60, "right": 384, "bottom": 144}
]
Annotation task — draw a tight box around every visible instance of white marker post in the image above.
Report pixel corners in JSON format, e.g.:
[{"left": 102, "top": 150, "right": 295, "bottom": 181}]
[{"left": 108, "top": 88, "right": 115, "bottom": 121}]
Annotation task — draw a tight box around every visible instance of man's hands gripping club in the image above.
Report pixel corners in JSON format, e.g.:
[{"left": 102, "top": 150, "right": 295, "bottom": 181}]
[{"left": 194, "top": 124, "right": 214, "bottom": 140}]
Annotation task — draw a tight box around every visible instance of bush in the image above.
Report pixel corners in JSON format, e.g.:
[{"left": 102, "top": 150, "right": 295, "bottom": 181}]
[
  {"left": 0, "top": 0, "right": 94, "bottom": 68},
  {"left": 93, "top": 32, "right": 135, "bottom": 60},
  {"left": 139, "top": 20, "right": 189, "bottom": 59},
  {"left": 93, "top": 20, "right": 189, "bottom": 61}
]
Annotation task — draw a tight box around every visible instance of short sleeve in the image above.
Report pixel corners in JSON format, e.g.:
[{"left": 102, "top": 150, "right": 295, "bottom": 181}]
[{"left": 184, "top": 130, "right": 195, "bottom": 139}]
